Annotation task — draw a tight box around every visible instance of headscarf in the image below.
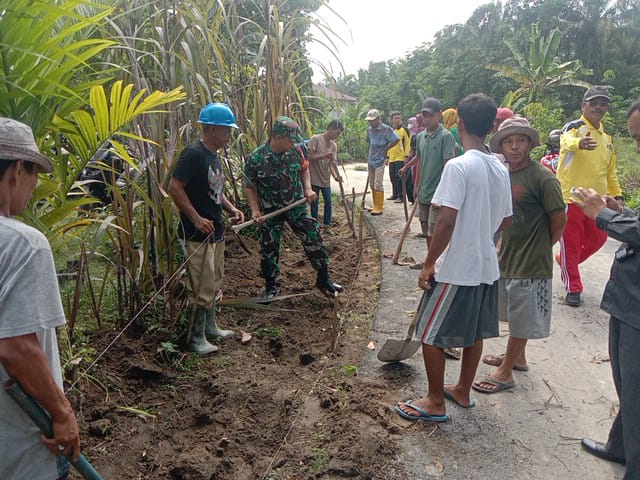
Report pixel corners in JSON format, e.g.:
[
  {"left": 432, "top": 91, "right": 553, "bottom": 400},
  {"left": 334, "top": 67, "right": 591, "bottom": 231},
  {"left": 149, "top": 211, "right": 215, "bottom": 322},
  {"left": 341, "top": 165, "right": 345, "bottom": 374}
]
[
  {"left": 442, "top": 109, "right": 458, "bottom": 130},
  {"left": 409, "top": 113, "right": 425, "bottom": 136}
]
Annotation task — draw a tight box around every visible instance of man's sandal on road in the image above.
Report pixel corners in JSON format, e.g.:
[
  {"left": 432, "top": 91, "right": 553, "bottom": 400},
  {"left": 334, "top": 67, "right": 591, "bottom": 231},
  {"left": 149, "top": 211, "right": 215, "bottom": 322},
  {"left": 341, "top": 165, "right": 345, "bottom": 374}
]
[
  {"left": 482, "top": 353, "right": 528, "bottom": 371},
  {"left": 472, "top": 376, "right": 515, "bottom": 394}
]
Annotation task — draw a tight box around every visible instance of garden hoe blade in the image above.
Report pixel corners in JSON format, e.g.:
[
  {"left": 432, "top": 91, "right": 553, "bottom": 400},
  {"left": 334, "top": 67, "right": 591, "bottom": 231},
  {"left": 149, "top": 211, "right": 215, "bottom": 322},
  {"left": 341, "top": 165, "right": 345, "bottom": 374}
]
[{"left": 377, "top": 291, "right": 426, "bottom": 362}]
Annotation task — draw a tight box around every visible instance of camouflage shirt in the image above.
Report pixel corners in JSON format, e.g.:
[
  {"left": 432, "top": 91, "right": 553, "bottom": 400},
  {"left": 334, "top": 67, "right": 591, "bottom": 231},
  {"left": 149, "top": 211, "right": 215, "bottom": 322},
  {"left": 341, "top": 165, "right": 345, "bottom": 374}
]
[{"left": 244, "top": 142, "right": 309, "bottom": 211}]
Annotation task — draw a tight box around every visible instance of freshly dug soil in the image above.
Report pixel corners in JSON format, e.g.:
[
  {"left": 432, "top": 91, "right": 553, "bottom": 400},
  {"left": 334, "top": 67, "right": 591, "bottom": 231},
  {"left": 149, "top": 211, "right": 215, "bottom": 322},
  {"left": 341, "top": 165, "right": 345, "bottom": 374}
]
[{"left": 72, "top": 210, "right": 407, "bottom": 479}]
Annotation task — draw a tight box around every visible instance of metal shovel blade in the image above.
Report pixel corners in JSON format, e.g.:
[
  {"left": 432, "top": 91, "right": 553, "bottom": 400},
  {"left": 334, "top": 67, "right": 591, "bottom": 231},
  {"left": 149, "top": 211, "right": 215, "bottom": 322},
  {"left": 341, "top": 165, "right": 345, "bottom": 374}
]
[
  {"left": 377, "top": 338, "right": 421, "bottom": 362},
  {"left": 377, "top": 291, "right": 427, "bottom": 363}
]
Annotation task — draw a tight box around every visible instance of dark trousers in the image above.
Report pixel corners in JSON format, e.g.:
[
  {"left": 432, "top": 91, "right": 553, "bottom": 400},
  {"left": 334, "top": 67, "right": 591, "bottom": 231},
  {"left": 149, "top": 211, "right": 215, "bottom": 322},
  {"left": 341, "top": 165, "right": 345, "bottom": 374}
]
[
  {"left": 388, "top": 161, "right": 403, "bottom": 199},
  {"left": 607, "top": 316, "right": 640, "bottom": 479},
  {"left": 404, "top": 166, "right": 414, "bottom": 203},
  {"left": 310, "top": 185, "right": 332, "bottom": 227},
  {"left": 259, "top": 205, "right": 328, "bottom": 284}
]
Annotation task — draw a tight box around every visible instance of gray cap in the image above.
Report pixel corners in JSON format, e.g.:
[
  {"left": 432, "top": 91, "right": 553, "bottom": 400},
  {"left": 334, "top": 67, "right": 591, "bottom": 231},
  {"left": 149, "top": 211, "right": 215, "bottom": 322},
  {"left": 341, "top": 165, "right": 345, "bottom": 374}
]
[
  {"left": 0, "top": 118, "right": 53, "bottom": 173},
  {"left": 583, "top": 85, "right": 611, "bottom": 102},
  {"left": 421, "top": 97, "right": 442, "bottom": 114},
  {"left": 365, "top": 109, "right": 380, "bottom": 121}
]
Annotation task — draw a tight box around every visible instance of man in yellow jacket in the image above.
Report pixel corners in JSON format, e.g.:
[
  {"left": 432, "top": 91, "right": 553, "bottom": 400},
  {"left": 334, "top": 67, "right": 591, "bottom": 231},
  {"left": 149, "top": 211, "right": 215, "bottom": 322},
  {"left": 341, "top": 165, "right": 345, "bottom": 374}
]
[{"left": 556, "top": 86, "right": 623, "bottom": 307}]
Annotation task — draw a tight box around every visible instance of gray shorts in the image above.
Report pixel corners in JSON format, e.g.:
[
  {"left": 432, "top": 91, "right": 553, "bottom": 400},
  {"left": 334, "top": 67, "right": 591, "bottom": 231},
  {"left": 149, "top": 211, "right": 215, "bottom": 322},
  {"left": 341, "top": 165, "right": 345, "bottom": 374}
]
[
  {"left": 427, "top": 204, "right": 441, "bottom": 237},
  {"left": 418, "top": 202, "right": 430, "bottom": 222},
  {"left": 499, "top": 278, "right": 552, "bottom": 339},
  {"left": 415, "top": 281, "right": 499, "bottom": 348}
]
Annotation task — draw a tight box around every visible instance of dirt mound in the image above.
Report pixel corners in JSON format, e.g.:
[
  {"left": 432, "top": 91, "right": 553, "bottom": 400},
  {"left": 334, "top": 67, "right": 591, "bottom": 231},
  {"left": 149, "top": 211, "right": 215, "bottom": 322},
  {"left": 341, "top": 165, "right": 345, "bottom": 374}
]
[{"left": 73, "top": 212, "right": 408, "bottom": 479}]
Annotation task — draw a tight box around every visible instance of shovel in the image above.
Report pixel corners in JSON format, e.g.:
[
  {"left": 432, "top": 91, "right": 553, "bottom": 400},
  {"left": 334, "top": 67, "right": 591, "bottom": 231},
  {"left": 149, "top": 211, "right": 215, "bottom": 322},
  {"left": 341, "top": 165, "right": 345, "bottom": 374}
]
[
  {"left": 391, "top": 200, "right": 419, "bottom": 265},
  {"left": 231, "top": 197, "right": 307, "bottom": 233},
  {"left": 377, "top": 290, "right": 427, "bottom": 362}
]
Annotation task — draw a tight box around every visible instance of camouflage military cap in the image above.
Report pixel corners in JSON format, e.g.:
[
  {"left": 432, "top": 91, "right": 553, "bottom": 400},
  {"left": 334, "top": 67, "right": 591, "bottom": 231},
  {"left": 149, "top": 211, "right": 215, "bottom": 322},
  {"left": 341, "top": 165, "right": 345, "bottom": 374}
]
[{"left": 271, "top": 116, "right": 304, "bottom": 142}]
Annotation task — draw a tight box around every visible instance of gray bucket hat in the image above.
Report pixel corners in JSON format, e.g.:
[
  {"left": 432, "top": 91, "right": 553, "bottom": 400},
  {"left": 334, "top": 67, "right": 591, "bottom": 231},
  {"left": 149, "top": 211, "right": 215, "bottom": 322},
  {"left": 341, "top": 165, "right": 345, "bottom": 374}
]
[
  {"left": 490, "top": 116, "right": 541, "bottom": 154},
  {"left": 0, "top": 118, "right": 54, "bottom": 173}
]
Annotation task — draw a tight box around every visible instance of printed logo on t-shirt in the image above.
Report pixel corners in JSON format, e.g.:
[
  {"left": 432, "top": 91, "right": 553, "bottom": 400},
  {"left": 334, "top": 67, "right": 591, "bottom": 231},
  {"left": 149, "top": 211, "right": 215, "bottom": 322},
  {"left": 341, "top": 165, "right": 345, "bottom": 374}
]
[{"left": 208, "top": 166, "right": 224, "bottom": 204}]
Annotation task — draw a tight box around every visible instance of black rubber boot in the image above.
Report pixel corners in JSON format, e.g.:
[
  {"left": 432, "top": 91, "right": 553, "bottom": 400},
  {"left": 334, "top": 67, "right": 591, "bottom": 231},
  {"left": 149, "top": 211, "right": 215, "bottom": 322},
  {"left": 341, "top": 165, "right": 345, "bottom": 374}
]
[
  {"left": 264, "top": 281, "right": 278, "bottom": 299},
  {"left": 316, "top": 269, "right": 343, "bottom": 295}
]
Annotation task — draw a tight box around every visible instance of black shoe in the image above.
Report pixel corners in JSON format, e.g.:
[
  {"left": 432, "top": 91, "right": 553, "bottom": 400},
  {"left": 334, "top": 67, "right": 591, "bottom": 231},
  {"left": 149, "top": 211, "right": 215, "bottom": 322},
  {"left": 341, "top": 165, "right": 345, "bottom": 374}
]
[
  {"left": 566, "top": 292, "right": 581, "bottom": 307},
  {"left": 264, "top": 284, "right": 278, "bottom": 299},
  {"left": 316, "top": 270, "right": 343, "bottom": 295},
  {"left": 581, "top": 438, "right": 625, "bottom": 464}
]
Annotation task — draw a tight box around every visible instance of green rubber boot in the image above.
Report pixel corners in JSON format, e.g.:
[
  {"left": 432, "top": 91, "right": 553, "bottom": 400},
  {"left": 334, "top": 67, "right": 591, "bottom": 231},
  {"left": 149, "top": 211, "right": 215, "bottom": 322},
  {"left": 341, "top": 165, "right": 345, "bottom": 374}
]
[
  {"left": 187, "top": 308, "right": 218, "bottom": 355},
  {"left": 205, "top": 307, "right": 234, "bottom": 340}
]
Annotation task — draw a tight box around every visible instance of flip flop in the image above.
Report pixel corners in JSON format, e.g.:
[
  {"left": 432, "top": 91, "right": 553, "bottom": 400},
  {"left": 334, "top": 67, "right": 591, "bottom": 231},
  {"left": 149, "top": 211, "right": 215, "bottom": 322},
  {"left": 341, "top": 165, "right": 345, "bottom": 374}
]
[
  {"left": 472, "top": 376, "right": 515, "bottom": 394},
  {"left": 394, "top": 400, "right": 450, "bottom": 423},
  {"left": 482, "top": 354, "right": 529, "bottom": 371},
  {"left": 443, "top": 388, "right": 476, "bottom": 408}
]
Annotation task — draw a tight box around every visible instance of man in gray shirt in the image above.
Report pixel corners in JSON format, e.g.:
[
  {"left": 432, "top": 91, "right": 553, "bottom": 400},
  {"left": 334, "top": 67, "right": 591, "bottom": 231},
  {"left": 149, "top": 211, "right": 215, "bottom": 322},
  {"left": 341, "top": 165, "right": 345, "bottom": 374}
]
[
  {"left": 0, "top": 118, "right": 80, "bottom": 479},
  {"left": 573, "top": 99, "right": 640, "bottom": 480}
]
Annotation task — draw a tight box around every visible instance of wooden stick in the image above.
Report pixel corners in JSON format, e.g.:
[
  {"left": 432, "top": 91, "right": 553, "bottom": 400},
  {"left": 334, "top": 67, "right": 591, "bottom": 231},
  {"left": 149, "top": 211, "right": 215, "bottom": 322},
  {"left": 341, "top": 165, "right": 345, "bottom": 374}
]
[
  {"left": 401, "top": 178, "right": 409, "bottom": 223},
  {"left": 360, "top": 175, "right": 370, "bottom": 211},
  {"left": 336, "top": 175, "right": 356, "bottom": 238},
  {"left": 231, "top": 197, "right": 307, "bottom": 233},
  {"left": 392, "top": 200, "right": 419, "bottom": 265}
]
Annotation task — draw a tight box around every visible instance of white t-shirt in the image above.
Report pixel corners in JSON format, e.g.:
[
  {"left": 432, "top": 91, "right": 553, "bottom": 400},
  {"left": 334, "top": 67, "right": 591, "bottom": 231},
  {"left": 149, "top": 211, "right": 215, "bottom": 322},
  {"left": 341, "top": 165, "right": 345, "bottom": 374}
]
[
  {"left": 0, "top": 217, "right": 67, "bottom": 480},
  {"left": 431, "top": 149, "right": 512, "bottom": 285}
]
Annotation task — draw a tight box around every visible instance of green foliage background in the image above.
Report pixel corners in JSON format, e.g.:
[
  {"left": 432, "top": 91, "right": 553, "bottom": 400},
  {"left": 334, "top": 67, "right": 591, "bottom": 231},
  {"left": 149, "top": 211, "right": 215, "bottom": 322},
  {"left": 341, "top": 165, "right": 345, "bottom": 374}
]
[{"left": 2, "top": 0, "right": 640, "bottom": 354}]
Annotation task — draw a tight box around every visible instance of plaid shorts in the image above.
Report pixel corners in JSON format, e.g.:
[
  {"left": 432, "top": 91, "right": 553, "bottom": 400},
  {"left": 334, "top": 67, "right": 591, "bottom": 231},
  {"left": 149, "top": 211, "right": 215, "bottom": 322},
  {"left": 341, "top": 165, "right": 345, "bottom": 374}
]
[{"left": 415, "top": 281, "right": 499, "bottom": 348}]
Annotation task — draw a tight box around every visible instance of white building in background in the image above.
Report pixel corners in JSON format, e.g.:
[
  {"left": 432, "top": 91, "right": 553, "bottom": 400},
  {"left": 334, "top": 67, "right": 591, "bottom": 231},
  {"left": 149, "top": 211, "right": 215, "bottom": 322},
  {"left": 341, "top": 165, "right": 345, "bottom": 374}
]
[{"left": 312, "top": 84, "right": 357, "bottom": 119}]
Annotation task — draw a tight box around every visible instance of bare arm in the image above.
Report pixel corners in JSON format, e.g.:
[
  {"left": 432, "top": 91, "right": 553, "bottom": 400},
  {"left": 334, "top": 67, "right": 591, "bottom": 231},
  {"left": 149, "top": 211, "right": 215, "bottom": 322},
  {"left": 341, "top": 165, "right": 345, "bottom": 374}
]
[
  {"left": 244, "top": 185, "right": 263, "bottom": 224},
  {"left": 221, "top": 194, "right": 244, "bottom": 224},
  {"left": 497, "top": 216, "right": 513, "bottom": 232},
  {"left": 385, "top": 139, "right": 400, "bottom": 157},
  {"left": 399, "top": 154, "right": 418, "bottom": 175},
  {"left": 419, "top": 206, "right": 458, "bottom": 290},
  {"left": 168, "top": 177, "right": 214, "bottom": 235},
  {"left": 330, "top": 159, "right": 341, "bottom": 181},
  {"left": 300, "top": 168, "right": 317, "bottom": 202},
  {"left": 0, "top": 334, "right": 80, "bottom": 461},
  {"left": 548, "top": 210, "right": 567, "bottom": 245}
]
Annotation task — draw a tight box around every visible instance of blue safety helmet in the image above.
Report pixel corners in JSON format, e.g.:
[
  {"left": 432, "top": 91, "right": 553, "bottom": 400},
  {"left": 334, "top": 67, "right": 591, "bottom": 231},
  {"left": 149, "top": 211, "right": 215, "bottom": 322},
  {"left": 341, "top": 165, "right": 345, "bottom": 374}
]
[{"left": 198, "top": 103, "right": 238, "bottom": 128}]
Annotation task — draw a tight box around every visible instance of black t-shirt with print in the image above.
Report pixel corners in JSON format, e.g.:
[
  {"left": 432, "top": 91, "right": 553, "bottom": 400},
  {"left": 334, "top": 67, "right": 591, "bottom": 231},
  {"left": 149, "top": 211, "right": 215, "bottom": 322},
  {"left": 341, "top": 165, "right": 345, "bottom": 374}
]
[{"left": 172, "top": 140, "right": 225, "bottom": 242}]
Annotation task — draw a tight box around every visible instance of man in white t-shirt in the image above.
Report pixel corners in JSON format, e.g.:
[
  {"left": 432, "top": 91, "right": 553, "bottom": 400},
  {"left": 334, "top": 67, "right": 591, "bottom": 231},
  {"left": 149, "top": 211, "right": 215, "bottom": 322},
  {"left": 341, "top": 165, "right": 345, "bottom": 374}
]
[
  {"left": 0, "top": 118, "right": 80, "bottom": 479},
  {"left": 395, "top": 94, "right": 513, "bottom": 421}
]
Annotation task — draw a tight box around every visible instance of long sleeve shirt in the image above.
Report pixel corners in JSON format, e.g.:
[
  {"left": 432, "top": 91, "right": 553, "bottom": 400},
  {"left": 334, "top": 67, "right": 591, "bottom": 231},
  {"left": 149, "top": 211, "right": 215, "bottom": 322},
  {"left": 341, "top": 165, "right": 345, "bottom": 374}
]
[
  {"left": 557, "top": 115, "right": 622, "bottom": 203},
  {"left": 597, "top": 207, "right": 640, "bottom": 329}
]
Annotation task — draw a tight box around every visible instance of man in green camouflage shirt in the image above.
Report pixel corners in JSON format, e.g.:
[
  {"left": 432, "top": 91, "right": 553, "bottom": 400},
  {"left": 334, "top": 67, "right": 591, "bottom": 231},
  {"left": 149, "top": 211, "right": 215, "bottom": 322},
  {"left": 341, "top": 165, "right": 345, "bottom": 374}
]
[{"left": 244, "top": 116, "right": 343, "bottom": 298}]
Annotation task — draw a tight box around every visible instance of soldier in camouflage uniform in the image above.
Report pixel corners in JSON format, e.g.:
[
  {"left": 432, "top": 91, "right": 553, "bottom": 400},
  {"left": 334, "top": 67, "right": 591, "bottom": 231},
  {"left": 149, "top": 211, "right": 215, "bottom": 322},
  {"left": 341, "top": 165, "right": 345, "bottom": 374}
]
[{"left": 244, "top": 116, "right": 343, "bottom": 298}]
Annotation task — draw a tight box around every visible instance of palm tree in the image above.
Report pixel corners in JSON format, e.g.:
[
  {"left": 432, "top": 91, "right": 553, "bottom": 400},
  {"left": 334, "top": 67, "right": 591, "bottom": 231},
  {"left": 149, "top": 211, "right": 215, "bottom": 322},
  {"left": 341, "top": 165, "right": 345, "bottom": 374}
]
[
  {"left": 488, "top": 24, "right": 592, "bottom": 108},
  {"left": 0, "top": 0, "right": 116, "bottom": 136}
]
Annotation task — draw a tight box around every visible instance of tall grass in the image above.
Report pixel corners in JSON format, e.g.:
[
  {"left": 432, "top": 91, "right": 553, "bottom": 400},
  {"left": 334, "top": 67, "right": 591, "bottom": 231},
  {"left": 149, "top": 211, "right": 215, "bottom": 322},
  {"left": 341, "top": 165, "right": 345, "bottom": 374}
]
[{"left": 615, "top": 137, "right": 640, "bottom": 209}]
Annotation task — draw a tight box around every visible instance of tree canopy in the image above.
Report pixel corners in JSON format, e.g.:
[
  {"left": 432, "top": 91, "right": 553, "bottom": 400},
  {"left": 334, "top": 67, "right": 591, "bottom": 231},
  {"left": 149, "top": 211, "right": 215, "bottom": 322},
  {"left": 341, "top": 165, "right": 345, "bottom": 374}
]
[{"left": 330, "top": 0, "right": 640, "bottom": 135}]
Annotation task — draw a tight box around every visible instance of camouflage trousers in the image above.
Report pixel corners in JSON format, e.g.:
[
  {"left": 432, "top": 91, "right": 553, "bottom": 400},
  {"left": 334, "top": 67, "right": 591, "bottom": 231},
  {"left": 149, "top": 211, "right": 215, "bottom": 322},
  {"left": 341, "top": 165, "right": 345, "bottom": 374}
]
[{"left": 259, "top": 204, "right": 329, "bottom": 284}]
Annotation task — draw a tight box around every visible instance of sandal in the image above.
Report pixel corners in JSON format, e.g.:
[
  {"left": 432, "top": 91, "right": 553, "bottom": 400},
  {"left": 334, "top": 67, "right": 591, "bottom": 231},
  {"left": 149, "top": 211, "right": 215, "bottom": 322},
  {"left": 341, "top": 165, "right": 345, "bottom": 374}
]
[
  {"left": 472, "top": 376, "right": 515, "bottom": 394},
  {"left": 482, "top": 353, "right": 528, "bottom": 371}
]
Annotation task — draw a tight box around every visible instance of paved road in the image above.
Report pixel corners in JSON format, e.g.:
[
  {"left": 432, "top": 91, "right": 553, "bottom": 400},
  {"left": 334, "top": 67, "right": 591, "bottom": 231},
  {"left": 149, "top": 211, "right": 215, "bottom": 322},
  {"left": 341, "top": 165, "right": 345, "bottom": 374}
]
[{"left": 333, "top": 162, "right": 625, "bottom": 480}]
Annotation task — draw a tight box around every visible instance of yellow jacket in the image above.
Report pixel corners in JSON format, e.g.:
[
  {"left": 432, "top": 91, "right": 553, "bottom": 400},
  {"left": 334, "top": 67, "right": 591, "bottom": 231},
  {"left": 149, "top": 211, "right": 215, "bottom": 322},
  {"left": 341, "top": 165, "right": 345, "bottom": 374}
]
[
  {"left": 387, "top": 126, "right": 411, "bottom": 162},
  {"left": 557, "top": 115, "right": 622, "bottom": 203}
]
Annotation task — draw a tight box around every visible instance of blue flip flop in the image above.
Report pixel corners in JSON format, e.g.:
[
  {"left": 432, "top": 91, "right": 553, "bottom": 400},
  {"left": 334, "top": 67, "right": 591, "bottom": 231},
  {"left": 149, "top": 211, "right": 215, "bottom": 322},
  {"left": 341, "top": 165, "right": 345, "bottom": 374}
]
[
  {"left": 443, "top": 388, "right": 476, "bottom": 408},
  {"left": 394, "top": 400, "right": 450, "bottom": 423}
]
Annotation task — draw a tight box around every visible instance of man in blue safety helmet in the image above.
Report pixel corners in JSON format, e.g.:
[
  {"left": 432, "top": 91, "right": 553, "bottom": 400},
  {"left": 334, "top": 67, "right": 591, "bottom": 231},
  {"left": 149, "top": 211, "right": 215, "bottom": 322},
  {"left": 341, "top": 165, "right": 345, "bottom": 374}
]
[{"left": 169, "top": 103, "right": 245, "bottom": 354}]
